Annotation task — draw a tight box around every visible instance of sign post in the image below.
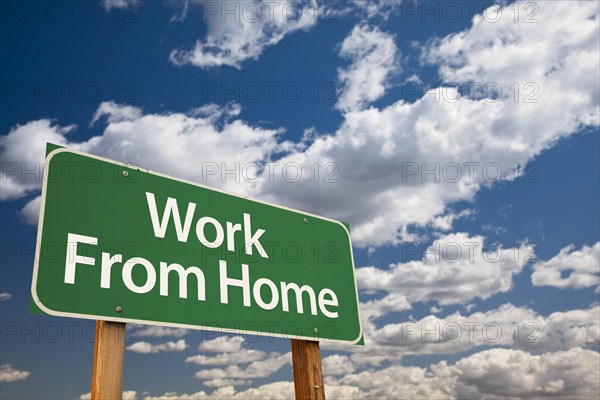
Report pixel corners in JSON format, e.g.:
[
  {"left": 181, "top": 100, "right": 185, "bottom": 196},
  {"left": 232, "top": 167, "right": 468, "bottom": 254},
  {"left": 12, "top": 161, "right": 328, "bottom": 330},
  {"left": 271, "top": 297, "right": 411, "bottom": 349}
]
[
  {"left": 292, "top": 339, "right": 325, "bottom": 400},
  {"left": 91, "top": 321, "right": 126, "bottom": 400},
  {"left": 31, "top": 145, "right": 362, "bottom": 399}
]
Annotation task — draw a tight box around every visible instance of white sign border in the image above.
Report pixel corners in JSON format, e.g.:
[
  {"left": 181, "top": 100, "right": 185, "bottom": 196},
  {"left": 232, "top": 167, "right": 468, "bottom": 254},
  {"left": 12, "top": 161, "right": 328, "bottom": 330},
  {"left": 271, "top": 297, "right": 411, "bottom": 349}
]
[{"left": 31, "top": 147, "right": 363, "bottom": 345}]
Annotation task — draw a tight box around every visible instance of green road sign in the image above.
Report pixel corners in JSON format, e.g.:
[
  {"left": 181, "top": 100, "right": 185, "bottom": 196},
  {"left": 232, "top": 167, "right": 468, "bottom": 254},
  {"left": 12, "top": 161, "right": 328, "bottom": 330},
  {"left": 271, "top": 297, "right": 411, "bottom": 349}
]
[{"left": 31, "top": 146, "right": 362, "bottom": 344}]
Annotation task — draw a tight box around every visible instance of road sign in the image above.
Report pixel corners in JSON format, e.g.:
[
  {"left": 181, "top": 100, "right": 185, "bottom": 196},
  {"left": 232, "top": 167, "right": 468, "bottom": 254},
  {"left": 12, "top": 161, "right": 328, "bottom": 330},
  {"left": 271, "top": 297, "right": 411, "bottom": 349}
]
[{"left": 31, "top": 146, "right": 362, "bottom": 344}]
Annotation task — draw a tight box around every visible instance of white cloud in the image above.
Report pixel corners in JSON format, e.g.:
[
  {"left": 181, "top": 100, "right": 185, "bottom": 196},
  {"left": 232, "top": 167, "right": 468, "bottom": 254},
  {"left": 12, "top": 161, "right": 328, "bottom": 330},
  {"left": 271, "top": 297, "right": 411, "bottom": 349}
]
[
  {"left": 368, "top": 304, "right": 600, "bottom": 356},
  {"left": 430, "top": 305, "right": 443, "bottom": 314},
  {"left": 3, "top": 2, "right": 599, "bottom": 249},
  {"left": 0, "top": 364, "right": 30, "bottom": 382},
  {"left": 450, "top": 347, "right": 600, "bottom": 399},
  {"left": 358, "top": 292, "right": 411, "bottom": 339},
  {"left": 90, "top": 347, "right": 600, "bottom": 399},
  {"left": 329, "top": 347, "right": 600, "bottom": 399},
  {"left": 168, "top": 1, "right": 191, "bottom": 23},
  {"left": 524, "top": 306, "right": 600, "bottom": 353},
  {"left": 532, "top": 242, "right": 600, "bottom": 290},
  {"left": 330, "top": 362, "right": 454, "bottom": 399},
  {"left": 79, "top": 390, "right": 137, "bottom": 400},
  {"left": 1, "top": 102, "right": 287, "bottom": 225},
  {"left": 133, "top": 325, "right": 189, "bottom": 338},
  {"left": 194, "top": 352, "right": 291, "bottom": 381},
  {"left": 189, "top": 102, "right": 241, "bottom": 121},
  {"left": 322, "top": 354, "right": 355, "bottom": 376},
  {"left": 222, "top": 381, "right": 293, "bottom": 399},
  {"left": 356, "top": 233, "right": 534, "bottom": 305},
  {"left": 75, "top": 103, "right": 285, "bottom": 195},
  {"left": 101, "top": 0, "right": 138, "bottom": 12},
  {"left": 76, "top": 341, "right": 600, "bottom": 399},
  {"left": 0, "top": 120, "right": 72, "bottom": 201},
  {"left": 143, "top": 382, "right": 293, "bottom": 400},
  {"left": 254, "top": 1, "right": 599, "bottom": 247},
  {"left": 126, "top": 339, "right": 187, "bottom": 354},
  {"left": 197, "top": 335, "right": 245, "bottom": 353},
  {"left": 425, "top": 2, "right": 599, "bottom": 129},
  {"left": 322, "top": 302, "right": 599, "bottom": 372},
  {"left": 336, "top": 25, "right": 398, "bottom": 112},
  {"left": 18, "top": 195, "right": 41, "bottom": 225},
  {"left": 186, "top": 337, "right": 283, "bottom": 387},
  {"left": 0, "top": 292, "right": 11, "bottom": 301},
  {"left": 204, "top": 378, "right": 248, "bottom": 388},
  {"left": 186, "top": 349, "right": 265, "bottom": 366},
  {"left": 351, "top": 0, "right": 402, "bottom": 20},
  {"left": 169, "top": 0, "right": 317, "bottom": 69},
  {"left": 91, "top": 101, "right": 143, "bottom": 125}
]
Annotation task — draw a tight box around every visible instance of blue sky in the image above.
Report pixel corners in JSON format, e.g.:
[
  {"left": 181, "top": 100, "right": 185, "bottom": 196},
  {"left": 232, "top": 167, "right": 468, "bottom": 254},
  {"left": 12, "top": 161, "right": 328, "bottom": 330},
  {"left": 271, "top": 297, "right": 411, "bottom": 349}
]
[{"left": 1, "top": 1, "right": 599, "bottom": 399}]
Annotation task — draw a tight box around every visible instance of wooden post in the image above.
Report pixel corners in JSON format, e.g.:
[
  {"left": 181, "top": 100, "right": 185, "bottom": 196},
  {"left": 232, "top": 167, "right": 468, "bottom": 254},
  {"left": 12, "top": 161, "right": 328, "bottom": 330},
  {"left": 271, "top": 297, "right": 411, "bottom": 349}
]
[
  {"left": 291, "top": 339, "right": 325, "bottom": 400},
  {"left": 91, "top": 321, "right": 126, "bottom": 400}
]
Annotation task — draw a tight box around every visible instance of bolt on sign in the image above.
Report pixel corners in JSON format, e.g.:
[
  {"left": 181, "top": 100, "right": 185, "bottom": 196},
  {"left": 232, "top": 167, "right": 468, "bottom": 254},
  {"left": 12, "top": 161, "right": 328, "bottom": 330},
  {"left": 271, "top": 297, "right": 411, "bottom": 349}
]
[{"left": 31, "top": 145, "right": 362, "bottom": 344}]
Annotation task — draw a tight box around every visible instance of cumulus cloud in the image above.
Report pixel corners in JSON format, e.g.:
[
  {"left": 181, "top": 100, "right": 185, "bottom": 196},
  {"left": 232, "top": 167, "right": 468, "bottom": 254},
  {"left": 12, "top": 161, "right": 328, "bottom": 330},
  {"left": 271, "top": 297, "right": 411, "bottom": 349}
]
[
  {"left": 91, "top": 101, "right": 143, "bottom": 125},
  {"left": 425, "top": 2, "right": 599, "bottom": 126},
  {"left": 321, "top": 301, "right": 599, "bottom": 372},
  {"left": 0, "top": 120, "right": 72, "bottom": 201},
  {"left": 101, "top": 0, "right": 138, "bottom": 12},
  {"left": 139, "top": 381, "right": 368, "bottom": 399},
  {"left": 254, "top": 1, "right": 599, "bottom": 247},
  {"left": 79, "top": 390, "right": 137, "bottom": 400},
  {"left": 358, "top": 292, "right": 411, "bottom": 340},
  {"left": 449, "top": 347, "right": 600, "bottom": 399},
  {"left": 1, "top": 101, "right": 288, "bottom": 225},
  {"left": 185, "top": 336, "right": 276, "bottom": 387},
  {"left": 132, "top": 325, "right": 189, "bottom": 338},
  {"left": 368, "top": 304, "right": 600, "bottom": 357},
  {"left": 322, "top": 354, "right": 355, "bottom": 376},
  {"left": 0, "top": 292, "right": 11, "bottom": 301},
  {"left": 356, "top": 233, "right": 534, "bottom": 305},
  {"left": 532, "top": 242, "right": 600, "bottom": 290},
  {"left": 183, "top": 336, "right": 291, "bottom": 387},
  {"left": 143, "top": 381, "right": 293, "bottom": 400},
  {"left": 18, "top": 195, "right": 41, "bottom": 225},
  {"left": 126, "top": 339, "right": 187, "bottom": 353},
  {"left": 197, "top": 335, "right": 245, "bottom": 353},
  {"left": 81, "top": 347, "right": 600, "bottom": 399},
  {"left": 0, "top": 364, "right": 30, "bottom": 382},
  {"left": 2, "top": 2, "right": 598, "bottom": 248},
  {"left": 336, "top": 25, "right": 398, "bottom": 112},
  {"left": 519, "top": 306, "right": 600, "bottom": 353},
  {"left": 350, "top": 0, "right": 402, "bottom": 20},
  {"left": 194, "top": 352, "right": 291, "bottom": 382},
  {"left": 186, "top": 349, "right": 265, "bottom": 366},
  {"left": 169, "top": 0, "right": 317, "bottom": 69},
  {"left": 329, "top": 362, "right": 453, "bottom": 399},
  {"left": 328, "top": 347, "right": 600, "bottom": 399},
  {"left": 203, "top": 378, "right": 248, "bottom": 388}
]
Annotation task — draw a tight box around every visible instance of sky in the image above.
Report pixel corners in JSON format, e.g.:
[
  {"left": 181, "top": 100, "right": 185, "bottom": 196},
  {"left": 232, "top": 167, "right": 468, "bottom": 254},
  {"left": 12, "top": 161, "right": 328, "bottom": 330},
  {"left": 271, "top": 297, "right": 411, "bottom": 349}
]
[{"left": 0, "top": 0, "right": 599, "bottom": 399}]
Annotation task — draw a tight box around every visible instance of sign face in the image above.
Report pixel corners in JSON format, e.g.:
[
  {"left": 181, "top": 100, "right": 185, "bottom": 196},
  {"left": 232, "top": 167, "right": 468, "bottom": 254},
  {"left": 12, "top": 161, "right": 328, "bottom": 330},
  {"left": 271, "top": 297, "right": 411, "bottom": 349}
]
[{"left": 32, "top": 147, "right": 362, "bottom": 344}]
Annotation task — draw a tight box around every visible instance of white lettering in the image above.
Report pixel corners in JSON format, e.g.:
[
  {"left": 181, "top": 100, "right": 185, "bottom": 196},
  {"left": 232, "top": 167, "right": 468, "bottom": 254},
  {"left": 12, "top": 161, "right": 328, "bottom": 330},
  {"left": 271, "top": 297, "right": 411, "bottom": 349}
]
[
  {"left": 159, "top": 262, "right": 206, "bottom": 301},
  {"left": 226, "top": 221, "right": 242, "bottom": 252},
  {"left": 64, "top": 233, "right": 98, "bottom": 284},
  {"left": 196, "top": 217, "right": 224, "bottom": 249},
  {"left": 243, "top": 213, "right": 268, "bottom": 258},
  {"left": 122, "top": 257, "right": 156, "bottom": 294},
  {"left": 281, "top": 282, "right": 317, "bottom": 315},
  {"left": 100, "top": 252, "right": 122, "bottom": 288},
  {"left": 219, "top": 260, "right": 251, "bottom": 307},
  {"left": 146, "top": 192, "right": 196, "bottom": 242},
  {"left": 318, "top": 288, "right": 339, "bottom": 318},
  {"left": 253, "top": 278, "right": 279, "bottom": 310}
]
